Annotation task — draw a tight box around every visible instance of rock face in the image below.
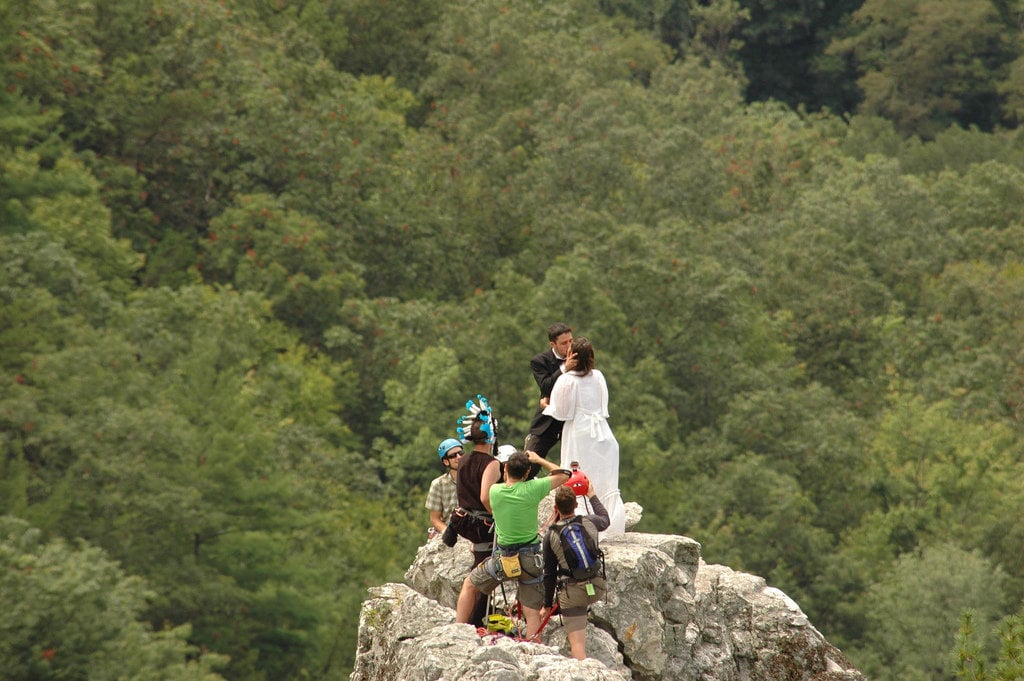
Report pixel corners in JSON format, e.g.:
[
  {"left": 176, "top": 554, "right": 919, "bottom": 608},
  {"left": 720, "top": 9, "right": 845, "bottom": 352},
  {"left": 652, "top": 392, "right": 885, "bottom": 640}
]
[{"left": 350, "top": 502, "right": 864, "bottom": 681}]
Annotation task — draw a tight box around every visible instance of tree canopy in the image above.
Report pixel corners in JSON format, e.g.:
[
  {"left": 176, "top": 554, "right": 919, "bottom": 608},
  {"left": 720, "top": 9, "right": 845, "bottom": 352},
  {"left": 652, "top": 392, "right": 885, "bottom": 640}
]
[{"left": 3, "top": 0, "right": 1024, "bottom": 679}]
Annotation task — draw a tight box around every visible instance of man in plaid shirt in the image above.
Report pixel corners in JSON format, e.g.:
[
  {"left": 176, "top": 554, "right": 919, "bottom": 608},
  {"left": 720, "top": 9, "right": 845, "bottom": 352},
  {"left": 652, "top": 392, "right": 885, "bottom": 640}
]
[{"left": 426, "top": 438, "right": 463, "bottom": 538}]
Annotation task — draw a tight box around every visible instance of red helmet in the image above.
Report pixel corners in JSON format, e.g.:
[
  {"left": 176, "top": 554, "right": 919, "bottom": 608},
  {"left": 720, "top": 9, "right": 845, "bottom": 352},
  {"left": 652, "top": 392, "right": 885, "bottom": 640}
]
[{"left": 566, "top": 469, "right": 589, "bottom": 496}]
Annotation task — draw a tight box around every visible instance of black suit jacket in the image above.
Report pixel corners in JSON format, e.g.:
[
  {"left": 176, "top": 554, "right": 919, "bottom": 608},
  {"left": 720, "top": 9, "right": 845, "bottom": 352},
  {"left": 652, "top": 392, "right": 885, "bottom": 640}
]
[{"left": 528, "top": 348, "right": 565, "bottom": 438}]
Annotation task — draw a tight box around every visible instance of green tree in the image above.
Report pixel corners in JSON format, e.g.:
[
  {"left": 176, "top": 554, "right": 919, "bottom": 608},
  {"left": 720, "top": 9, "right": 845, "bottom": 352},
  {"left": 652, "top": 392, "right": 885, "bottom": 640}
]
[
  {"left": 321, "top": 0, "right": 440, "bottom": 92},
  {"left": 8, "top": 0, "right": 417, "bottom": 290},
  {"left": 713, "top": 383, "right": 872, "bottom": 537},
  {"left": 375, "top": 345, "right": 466, "bottom": 490},
  {"left": 416, "top": 0, "right": 680, "bottom": 289},
  {"left": 854, "top": 543, "right": 1008, "bottom": 681},
  {"left": 956, "top": 612, "right": 1024, "bottom": 681},
  {"left": 0, "top": 277, "right": 374, "bottom": 678},
  {"left": 1, "top": 149, "right": 141, "bottom": 289},
  {"left": 739, "top": 0, "right": 860, "bottom": 112},
  {"left": 827, "top": 0, "right": 1018, "bottom": 137},
  {"left": 0, "top": 516, "right": 227, "bottom": 681},
  {"left": 200, "top": 193, "right": 367, "bottom": 347},
  {"left": 571, "top": 222, "right": 795, "bottom": 433},
  {"left": 750, "top": 153, "right": 955, "bottom": 405},
  {"left": 899, "top": 259, "right": 1024, "bottom": 421},
  {"left": 682, "top": 452, "right": 834, "bottom": 599},
  {"left": 864, "top": 391, "right": 1019, "bottom": 547}
]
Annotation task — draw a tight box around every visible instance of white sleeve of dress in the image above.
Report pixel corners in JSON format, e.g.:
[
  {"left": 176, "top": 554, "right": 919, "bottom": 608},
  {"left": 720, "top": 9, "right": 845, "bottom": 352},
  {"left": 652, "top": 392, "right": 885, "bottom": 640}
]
[
  {"left": 543, "top": 374, "right": 576, "bottom": 421},
  {"left": 597, "top": 370, "right": 610, "bottom": 418}
]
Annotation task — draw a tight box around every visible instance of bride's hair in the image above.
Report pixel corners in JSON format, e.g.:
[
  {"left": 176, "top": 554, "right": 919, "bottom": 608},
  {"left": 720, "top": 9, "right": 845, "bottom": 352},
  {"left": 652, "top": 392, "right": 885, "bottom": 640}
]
[{"left": 571, "top": 337, "right": 595, "bottom": 375}]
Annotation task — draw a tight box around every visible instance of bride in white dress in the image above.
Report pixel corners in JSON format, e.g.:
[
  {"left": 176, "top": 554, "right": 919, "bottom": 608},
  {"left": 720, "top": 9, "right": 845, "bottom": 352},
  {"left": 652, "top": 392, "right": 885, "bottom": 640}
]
[{"left": 542, "top": 337, "right": 626, "bottom": 536}]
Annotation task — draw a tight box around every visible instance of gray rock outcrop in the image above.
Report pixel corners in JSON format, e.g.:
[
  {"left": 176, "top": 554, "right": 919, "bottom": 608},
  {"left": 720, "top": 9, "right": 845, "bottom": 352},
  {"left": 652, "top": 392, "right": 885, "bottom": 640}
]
[{"left": 350, "top": 501, "right": 864, "bottom": 681}]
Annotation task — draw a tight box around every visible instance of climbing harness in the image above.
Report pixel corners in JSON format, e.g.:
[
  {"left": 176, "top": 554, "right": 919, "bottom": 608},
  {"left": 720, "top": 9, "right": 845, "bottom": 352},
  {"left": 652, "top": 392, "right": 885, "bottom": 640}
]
[{"left": 475, "top": 540, "right": 557, "bottom": 644}]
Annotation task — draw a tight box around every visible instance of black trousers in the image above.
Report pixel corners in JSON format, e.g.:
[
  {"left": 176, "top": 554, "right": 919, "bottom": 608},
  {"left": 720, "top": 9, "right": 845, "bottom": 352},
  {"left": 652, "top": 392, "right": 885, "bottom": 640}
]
[
  {"left": 470, "top": 548, "right": 491, "bottom": 627},
  {"left": 523, "top": 429, "right": 560, "bottom": 479}
]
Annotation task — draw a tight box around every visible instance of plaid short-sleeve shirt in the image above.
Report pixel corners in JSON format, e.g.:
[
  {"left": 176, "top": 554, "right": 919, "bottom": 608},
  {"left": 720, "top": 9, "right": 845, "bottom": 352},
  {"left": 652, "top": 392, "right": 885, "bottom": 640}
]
[{"left": 425, "top": 472, "right": 458, "bottom": 524}]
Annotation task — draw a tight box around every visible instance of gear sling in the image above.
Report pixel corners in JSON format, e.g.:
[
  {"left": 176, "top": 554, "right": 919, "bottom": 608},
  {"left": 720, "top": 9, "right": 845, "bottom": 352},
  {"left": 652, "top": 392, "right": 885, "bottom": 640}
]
[{"left": 482, "top": 538, "right": 548, "bottom": 639}]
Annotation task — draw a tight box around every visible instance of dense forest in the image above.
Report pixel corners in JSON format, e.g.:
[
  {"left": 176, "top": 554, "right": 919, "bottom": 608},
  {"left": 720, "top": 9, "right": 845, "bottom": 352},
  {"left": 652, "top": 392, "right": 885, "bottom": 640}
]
[{"left": 3, "top": 0, "right": 1024, "bottom": 679}]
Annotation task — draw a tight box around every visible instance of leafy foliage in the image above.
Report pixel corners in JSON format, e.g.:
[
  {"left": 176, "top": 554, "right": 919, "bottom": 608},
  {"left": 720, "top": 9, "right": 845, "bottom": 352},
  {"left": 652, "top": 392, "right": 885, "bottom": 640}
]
[
  {"left": 956, "top": 612, "right": 1024, "bottom": 681},
  {"left": 0, "top": 516, "right": 228, "bottom": 680},
  {"left": 854, "top": 543, "right": 1008, "bottom": 681},
  {"left": 6, "top": 0, "right": 1024, "bottom": 679},
  {"left": 827, "top": 0, "right": 1020, "bottom": 137}
]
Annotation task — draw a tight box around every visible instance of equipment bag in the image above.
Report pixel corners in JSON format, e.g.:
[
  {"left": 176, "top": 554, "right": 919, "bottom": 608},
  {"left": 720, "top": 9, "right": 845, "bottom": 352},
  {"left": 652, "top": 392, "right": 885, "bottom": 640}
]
[
  {"left": 498, "top": 551, "right": 522, "bottom": 578},
  {"left": 557, "top": 516, "right": 603, "bottom": 581}
]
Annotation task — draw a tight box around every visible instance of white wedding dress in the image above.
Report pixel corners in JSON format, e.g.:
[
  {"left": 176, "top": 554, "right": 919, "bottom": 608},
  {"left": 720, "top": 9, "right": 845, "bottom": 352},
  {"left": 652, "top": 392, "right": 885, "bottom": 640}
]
[{"left": 543, "top": 369, "right": 626, "bottom": 536}]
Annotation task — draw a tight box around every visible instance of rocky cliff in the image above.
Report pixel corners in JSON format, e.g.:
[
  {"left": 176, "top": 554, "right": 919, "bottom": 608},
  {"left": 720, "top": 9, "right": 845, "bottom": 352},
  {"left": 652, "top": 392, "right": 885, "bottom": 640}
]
[{"left": 350, "top": 501, "right": 865, "bottom": 681}]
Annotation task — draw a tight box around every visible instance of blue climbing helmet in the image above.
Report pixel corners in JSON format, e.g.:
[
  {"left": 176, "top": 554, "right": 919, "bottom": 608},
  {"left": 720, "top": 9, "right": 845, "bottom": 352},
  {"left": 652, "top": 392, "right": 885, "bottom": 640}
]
[{"left": 437, "top": 438, "right": 463, "bottom": 460}]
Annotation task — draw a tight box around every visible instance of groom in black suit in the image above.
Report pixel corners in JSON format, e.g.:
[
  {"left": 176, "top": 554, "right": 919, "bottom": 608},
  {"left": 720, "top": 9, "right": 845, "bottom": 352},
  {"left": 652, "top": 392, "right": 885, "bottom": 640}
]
[{"left": 524, "top": 322, "right": 573, "bottom": 478}]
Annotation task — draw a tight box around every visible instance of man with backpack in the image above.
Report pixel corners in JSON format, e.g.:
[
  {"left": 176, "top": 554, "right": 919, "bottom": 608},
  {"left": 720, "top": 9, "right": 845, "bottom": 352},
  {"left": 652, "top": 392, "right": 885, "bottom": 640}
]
[{"left": 541, "top": 479, "right": 610, "bottom": 660}]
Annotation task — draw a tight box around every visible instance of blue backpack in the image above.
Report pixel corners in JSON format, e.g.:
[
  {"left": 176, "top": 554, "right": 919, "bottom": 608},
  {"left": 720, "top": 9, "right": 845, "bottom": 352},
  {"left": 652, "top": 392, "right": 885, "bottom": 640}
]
[{"left": 556, "top": 516, "right": 604, "bottom": 581}]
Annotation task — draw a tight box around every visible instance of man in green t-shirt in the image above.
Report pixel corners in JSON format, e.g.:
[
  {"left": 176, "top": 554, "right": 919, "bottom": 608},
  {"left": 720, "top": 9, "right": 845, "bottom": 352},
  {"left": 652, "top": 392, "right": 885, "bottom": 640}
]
[{"left": 455, "top": 449, "right": 570, "bottom": 639}]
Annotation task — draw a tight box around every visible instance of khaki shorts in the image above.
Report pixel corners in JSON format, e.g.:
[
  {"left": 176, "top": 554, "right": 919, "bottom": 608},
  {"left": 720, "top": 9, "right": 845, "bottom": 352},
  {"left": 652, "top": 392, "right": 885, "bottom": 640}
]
[
  {"left": 469, "top": 545, "right": 545, "bottom": 610},
  {"left": 558, "top": 576, "right": 606, "bottom": 633}
]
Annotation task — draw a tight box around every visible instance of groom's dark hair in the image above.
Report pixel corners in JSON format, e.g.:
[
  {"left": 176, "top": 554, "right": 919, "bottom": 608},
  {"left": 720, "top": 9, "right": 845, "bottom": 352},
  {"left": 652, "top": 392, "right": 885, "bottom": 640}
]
[{"left": 547, "top": 322, "right": 572, "bottom": 341}]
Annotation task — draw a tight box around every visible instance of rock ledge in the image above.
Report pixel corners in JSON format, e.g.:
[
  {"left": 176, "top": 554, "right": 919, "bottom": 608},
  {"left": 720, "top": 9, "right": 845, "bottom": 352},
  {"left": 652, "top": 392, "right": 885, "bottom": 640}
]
[{"left": 351, "top": 518, "right": 865, "bottom": 681}]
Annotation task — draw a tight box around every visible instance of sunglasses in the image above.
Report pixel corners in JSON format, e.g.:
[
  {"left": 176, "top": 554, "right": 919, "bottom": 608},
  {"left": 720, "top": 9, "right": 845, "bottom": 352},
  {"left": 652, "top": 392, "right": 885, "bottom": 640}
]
[{"left": 445, "top": 450, "right": 464, "bottom": 460}]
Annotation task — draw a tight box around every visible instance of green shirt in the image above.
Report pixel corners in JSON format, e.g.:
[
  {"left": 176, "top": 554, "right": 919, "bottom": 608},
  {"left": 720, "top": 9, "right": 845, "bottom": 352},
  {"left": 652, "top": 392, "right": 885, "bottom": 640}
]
[{"left": 489, "top": 477, "right": 551, "bottom": 547}]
